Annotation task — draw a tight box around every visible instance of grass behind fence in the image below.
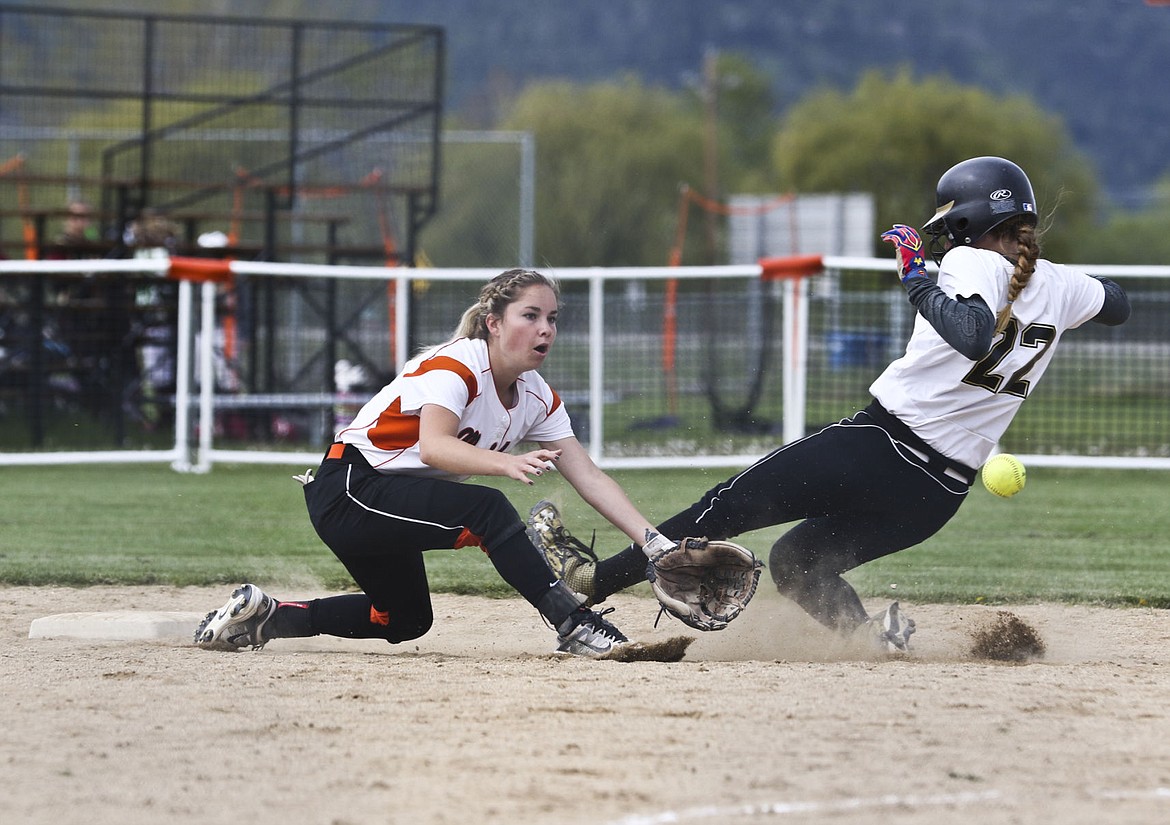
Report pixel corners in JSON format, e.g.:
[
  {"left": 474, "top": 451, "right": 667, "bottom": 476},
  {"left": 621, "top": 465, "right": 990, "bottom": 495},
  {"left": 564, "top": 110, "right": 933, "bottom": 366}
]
[{"left": 1, "top": 463, "right": 1167, "bottom": 608}]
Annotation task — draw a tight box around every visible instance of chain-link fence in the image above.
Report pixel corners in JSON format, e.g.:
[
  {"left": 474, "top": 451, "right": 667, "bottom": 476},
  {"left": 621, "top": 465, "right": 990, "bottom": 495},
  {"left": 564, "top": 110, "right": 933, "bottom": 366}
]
[
  {"left": 0, "top": 4, "right": 442, "bottom": 265},
  {"left": 4, "top": 259, "right": 1165, "bottom": 469}
]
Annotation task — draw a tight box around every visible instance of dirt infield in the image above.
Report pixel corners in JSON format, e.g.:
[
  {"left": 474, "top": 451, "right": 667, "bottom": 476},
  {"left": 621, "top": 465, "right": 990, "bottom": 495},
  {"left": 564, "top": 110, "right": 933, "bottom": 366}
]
[{"left": 3, "top": 583, "right": 1169, "bottom": 825}]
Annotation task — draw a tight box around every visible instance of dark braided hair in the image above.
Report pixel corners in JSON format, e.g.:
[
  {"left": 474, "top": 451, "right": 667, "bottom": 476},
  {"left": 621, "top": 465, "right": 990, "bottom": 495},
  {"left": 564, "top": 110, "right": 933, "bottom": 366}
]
[{"left": 993, "top": 217, "right": 1041, "bottom": 335}]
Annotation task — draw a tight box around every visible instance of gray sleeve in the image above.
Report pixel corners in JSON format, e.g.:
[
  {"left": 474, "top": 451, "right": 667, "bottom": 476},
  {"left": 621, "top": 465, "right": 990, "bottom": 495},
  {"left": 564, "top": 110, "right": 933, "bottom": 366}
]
[
  {"left": 1090, "top": 276, "right": 1131, "bottom": 326},
  {"left": 903, "top": 276, "right": 995, "bottom": 360}
]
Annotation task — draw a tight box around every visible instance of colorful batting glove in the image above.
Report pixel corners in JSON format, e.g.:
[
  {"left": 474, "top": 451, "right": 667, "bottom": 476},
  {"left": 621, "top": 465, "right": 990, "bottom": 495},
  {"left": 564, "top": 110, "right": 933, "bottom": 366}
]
[{"left": 881, "top": 224, "right": 929, "bottom": 283}]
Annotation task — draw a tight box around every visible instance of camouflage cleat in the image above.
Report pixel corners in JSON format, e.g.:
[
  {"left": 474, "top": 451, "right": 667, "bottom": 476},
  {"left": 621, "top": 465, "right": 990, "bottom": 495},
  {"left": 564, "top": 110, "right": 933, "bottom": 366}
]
[{"left": 526, "top": 499, "right": 600, "bottom": 603}]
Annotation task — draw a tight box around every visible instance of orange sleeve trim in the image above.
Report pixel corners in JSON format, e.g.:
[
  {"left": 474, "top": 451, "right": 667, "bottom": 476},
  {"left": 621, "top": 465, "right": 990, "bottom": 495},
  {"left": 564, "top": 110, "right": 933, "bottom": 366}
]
[
  {"left": 368, "top": 396, "right": 421, "bottom": 451},
  {"left": 405, "top": 355, "right": 479, "bottom": 400},
  {"left": 549, "top": 388, "right": 563, "bottom": 414}
]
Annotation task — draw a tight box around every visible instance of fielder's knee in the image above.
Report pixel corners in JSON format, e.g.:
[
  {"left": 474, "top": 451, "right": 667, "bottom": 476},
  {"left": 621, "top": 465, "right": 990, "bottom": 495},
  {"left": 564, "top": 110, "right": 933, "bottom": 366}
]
[
  {"left": 384, "top": 612, "right": 433, "bottom": 644},
  {"left": 365, "top": 600, "right": 433, "bottom": 644},
  {"left": 379, "top": 603, "right": 435, "bottom": 645},
  {"left": 768, "top": 540, "right": 832, "bottom": 602}
]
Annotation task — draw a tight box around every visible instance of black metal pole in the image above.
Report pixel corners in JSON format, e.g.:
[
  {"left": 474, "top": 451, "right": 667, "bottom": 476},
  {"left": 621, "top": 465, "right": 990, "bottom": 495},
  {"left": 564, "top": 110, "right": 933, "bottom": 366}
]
[
  {"left": 139, "top": 16, "right": 155, "bottom": 213},
  {"left": 28, "top": 274, "right": 45, "bottom": 447},
  {"left": 326, "top": 220, "right": 339, "bottom": 393},
  {"left": 263, "top": 189, "right": 277, "bottom": 392},
  {"left": 287, "top": 23, "right": 302, "bottom": 211}
]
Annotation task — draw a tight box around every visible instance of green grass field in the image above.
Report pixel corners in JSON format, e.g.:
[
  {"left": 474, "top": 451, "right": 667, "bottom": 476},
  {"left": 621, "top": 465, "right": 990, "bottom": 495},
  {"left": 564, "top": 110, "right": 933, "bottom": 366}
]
[{"left": 1, "top": 463, "right": 1167, "bottom": 608}]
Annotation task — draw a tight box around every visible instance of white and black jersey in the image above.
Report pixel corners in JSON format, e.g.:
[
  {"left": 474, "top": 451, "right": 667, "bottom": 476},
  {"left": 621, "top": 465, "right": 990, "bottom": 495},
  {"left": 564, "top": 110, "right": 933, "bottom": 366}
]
[{"left": 870, "top": 246, "right": 1106, "bottom": 469}]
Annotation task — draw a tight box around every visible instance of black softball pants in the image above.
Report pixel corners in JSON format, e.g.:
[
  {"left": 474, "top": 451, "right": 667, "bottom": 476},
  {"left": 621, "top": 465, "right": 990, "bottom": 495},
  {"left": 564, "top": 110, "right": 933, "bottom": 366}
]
[
  {"left": 294, "top": 443, "right": 556, "bottom": 643},
  {"left": 596, "top": 405, "right": 972, "bottom": 630}
]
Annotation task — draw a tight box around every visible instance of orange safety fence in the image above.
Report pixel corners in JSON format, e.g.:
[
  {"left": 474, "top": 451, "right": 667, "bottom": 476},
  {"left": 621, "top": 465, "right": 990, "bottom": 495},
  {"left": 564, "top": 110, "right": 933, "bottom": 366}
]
[
  {"left": 760, "top": 254, "right": 825, "bottom": 280},
  {"left": 167, "top": 256, "right": 234, "bottom": 284}
]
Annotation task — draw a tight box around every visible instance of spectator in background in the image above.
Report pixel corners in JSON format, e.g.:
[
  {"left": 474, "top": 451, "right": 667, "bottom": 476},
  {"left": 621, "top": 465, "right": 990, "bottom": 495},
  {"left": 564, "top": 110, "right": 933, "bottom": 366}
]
[
  {"left": 123, "top": 209, "right": 179, "bottom": 259},
  {"left": 121, "top": 209, "right": 182, "bottom": 429},
  {"left": 51, "top": 200, "right": 100, "bottom": 257},
  {"left": 43, "top": 201, "right": 103, "bottom": 376}
]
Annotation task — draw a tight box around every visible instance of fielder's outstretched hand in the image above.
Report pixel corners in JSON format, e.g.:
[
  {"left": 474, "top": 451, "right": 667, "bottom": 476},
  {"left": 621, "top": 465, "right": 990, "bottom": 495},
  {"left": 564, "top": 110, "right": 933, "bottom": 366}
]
[{"left": 881, "top": 224, "right": 930, "bottom": 283}]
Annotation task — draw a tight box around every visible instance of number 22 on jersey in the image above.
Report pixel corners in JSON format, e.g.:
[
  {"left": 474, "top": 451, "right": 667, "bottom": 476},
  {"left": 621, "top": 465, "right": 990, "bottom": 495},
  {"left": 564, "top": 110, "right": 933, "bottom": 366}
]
[{"left": 962, "top": 318, "right": 1057, "bottom": 399}]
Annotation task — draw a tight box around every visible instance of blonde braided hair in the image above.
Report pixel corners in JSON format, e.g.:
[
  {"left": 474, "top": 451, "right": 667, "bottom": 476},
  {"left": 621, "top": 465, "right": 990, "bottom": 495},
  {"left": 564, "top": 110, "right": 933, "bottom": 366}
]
[
  {"left": 452, "top": 268, "right": 560, "bottom": 340},
  {"left": 993, "top": 218, "right": 1041, "bottom": 335}
]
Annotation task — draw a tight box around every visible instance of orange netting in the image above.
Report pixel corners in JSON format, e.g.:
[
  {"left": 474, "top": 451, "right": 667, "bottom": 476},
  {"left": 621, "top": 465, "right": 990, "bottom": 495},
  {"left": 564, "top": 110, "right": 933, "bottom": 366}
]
[
  {"left": 662, "top": 185, "right": 799, "bottom": 413},
  {"left": 228, "top": 165, "right": 402, "bottom": 366},
  {"left": 0, "top": 154, "right": 37, "bottom": 260}
]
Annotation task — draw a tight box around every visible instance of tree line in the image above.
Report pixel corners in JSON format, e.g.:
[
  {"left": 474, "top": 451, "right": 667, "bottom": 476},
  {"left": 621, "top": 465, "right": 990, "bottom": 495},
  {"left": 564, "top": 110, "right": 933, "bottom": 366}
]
[
  {"left": 423, "top": 60, "right": 1168, "bottom": 268},
  {"left": 4, "top": 0, "right": 1167, "bottom": 268}
]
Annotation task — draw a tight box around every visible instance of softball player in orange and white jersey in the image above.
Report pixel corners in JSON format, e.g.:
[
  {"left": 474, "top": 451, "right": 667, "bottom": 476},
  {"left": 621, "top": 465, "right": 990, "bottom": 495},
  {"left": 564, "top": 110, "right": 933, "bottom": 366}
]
[
  {"left": 196, "top": 269, "right": 676, "bottom": 657},
  {"left": 548, "top": 157, "right": 1130, "bottom": 651},
  {"left": 337, "top": 335, "right": 573, "bottom": 478}
]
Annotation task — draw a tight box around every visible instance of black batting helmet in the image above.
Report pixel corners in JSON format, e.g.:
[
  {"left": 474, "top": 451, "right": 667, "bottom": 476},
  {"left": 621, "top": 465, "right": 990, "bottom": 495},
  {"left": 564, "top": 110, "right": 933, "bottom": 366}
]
[{"left": 923, "top": 157, "right": 1037, "bottom": 253}]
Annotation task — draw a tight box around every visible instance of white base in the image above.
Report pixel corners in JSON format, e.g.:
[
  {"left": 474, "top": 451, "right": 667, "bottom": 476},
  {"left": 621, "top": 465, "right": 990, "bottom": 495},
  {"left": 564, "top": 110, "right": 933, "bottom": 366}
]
[{"left": 28, "top": 611, "right": 204, "bottom": 641}]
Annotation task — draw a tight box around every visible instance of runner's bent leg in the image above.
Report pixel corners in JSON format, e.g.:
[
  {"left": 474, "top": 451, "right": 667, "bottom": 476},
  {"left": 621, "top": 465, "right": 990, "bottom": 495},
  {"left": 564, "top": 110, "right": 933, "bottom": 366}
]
[
  {"left": 767, "top": 434, "right": 968, "bottom": 631},
  {"left": 595, "top": 421, "right": 859, "bottom": 600}
]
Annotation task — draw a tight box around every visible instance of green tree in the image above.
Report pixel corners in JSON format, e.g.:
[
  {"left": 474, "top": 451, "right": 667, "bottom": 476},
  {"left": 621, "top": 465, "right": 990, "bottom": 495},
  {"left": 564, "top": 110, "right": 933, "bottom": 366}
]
[
  {"left": 417, "top": 130, "right": 526, "bottom": 267},
  {"left": 1090, "top": 176, "right": 1170, "bottom": 265},
  {"left": 771, "top": 70, "right": 1099, "bottom": 261},
  {"left": 681, "top": 51, "right": 779, "bottom": 195},
  {"left": 500, "top": 77, "right": 706, "bottom": 267}
]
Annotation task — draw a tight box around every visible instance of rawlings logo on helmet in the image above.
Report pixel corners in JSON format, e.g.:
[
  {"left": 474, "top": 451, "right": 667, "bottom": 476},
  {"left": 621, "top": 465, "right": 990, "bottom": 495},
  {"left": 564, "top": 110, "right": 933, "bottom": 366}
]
[{"left": 924, "top": 157, "right": 1038, "bottom": 260}]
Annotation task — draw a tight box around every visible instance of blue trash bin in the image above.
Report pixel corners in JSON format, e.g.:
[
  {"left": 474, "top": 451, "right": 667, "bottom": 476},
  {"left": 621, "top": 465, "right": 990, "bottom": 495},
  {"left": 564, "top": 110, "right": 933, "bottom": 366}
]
[{"left": 826, "top": 331, "right": 887, "bottom": 370}]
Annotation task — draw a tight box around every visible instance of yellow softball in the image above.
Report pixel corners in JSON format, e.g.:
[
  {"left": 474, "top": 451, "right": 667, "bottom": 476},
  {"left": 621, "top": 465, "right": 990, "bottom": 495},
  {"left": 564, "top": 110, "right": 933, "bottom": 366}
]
[{"left": 982, "top": 453, "right": 1026, "bottom": 498}]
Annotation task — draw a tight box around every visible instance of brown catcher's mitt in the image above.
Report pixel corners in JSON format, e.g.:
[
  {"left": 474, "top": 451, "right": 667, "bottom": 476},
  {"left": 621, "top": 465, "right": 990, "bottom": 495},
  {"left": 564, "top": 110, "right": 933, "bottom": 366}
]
[{"left": 645, "top": 538, "right": 763, "bottom": 631}]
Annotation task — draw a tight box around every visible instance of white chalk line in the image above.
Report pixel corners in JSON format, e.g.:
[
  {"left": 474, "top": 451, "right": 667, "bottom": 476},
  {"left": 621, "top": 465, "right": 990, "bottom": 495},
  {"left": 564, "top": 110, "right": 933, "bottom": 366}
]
[
  {"left": 605, "top": 787, "right": 1170, "bottom": 825},
  {"left": 603, "top": 790, "right": 1002, "bottom": 825},
  {"left": 1092, "top": 787, "right": 1170, "bottom": 801}
]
